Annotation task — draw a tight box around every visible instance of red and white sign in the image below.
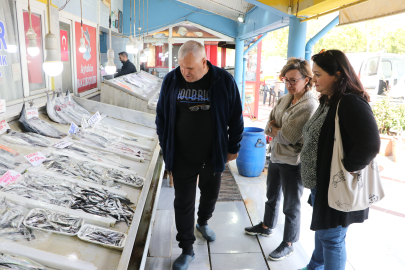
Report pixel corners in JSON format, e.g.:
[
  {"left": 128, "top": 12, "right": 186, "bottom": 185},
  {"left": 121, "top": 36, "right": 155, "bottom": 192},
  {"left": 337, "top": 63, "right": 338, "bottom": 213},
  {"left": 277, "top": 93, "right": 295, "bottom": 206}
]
[
  {"left": 60, "top": 29, "right": 69, "bottom": 62},
  {"left": 0, "top": 170, "right": 22, "bottom": 187},
  {"left": 24, "top": 152, "right": 46, "bottom": 167},
  {"left": 23, "top": 12, "right": 43, "bottom": 84},
  {"left": 75, "top": 22, "right": 97, "bottom": 93},
  {"left": 0, "top": 120, "right": 10, "bottom": 135},
  {"left": 25, "top": 106, "right": 39, "bottom": 120},
  {"left": 0, "top": 99, "right": 5, "bottom": 113}
]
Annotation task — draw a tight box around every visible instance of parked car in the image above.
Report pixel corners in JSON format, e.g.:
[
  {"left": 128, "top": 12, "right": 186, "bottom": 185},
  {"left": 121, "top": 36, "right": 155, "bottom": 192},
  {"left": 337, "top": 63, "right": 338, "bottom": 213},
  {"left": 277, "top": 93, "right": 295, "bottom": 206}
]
[{"left": 359, "top": 53, "right": 405, "bottom": 101}]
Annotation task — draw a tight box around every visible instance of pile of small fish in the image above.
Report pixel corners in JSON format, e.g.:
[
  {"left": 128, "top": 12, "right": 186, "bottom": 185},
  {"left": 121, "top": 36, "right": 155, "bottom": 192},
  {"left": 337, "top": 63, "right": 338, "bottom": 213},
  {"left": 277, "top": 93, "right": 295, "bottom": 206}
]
[
  {"left": 72, "top": 128, "right": 148, "bottom": 160},
  {"left": 3, "top": 173, "right": 134, "bottom": 224},
  {"left": 46, "top": 89, "right": 93, "bottom": 126},
  {"left": 19, "top": 101, "right": 66, "bottom": 138},
  {"left": 43, "top": 154, "right": 145, "bottom": 187},
  {"left": 0, "top": 148, "right": 20, "bottom": 174},
  {"left": 63, "top": 144, "right": 129, "bottom": 169},
  {"left": 24, "top": 208, "right": 83, "bottom": 235},
  {"left": 2, "top": 174, "right": 73, "bottom": 207},
  {"left": 70, "top": 186, "right": 134, "bottom": 225},
  {"left": 78, "top": 225, "right": 126, "bottom": 248},
  {"left": 0, "top": 197, "right": 34, "bottom": 241},
  {"left": 1, "top": 130, "right": 51, "bottom": 147},
  {"left": 0, "top": 252, "right": 48, "bottom": 270}
]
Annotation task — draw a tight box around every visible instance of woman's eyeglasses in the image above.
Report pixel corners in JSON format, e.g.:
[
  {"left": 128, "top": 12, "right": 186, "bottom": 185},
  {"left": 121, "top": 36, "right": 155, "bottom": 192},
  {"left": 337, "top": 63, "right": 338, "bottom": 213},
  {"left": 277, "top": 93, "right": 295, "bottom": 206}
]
[
  {"left": 189, "top": 104, "right": 210, "bottom": 111},
  {"left": 281, "top": 77, "right": 304, "bottom": 86}
]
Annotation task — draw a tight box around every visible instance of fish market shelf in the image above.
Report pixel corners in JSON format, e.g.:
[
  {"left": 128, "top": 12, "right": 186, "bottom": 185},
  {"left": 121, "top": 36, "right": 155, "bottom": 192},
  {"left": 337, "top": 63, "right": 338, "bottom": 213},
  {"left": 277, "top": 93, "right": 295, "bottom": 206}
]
[
  {"left": 100, "top": 71, "right": 161, "bottom": 114},
  {"left": 0, "top": 97, "right": 164, "bottom": 270}
]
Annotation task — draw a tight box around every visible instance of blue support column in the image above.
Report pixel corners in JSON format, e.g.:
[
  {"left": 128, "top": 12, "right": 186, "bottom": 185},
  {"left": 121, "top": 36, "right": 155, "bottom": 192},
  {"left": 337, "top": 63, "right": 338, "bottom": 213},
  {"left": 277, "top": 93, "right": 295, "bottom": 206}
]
[
  {"left": 234, "top": 38, "right": 244, "bottom": 94},
  {"left": 285, "top": 17, "right": 307, "bottom": 94},
  {"left": 287, "top": 17, "right": 307, "bottom": 59}
]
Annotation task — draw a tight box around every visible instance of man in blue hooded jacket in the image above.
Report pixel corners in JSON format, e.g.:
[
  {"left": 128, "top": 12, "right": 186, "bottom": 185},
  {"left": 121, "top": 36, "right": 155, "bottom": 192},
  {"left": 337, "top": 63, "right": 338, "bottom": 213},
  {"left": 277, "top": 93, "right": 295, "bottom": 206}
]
[{"left": 156, "top": 41, "right": 244, "bottom": 270}]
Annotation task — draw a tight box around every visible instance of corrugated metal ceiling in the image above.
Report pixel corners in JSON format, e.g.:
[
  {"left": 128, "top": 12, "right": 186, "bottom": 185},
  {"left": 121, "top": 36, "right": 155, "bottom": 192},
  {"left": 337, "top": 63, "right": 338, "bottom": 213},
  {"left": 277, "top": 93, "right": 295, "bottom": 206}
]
[{"left": 176, "top": 0, "right": 255, "bottom": 21}]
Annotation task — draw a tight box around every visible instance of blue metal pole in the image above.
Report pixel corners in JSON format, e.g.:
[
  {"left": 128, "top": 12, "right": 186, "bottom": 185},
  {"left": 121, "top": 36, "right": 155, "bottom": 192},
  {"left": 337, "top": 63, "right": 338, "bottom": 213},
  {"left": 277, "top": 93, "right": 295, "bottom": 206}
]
[
  {"left": 285, "top": 17, "right": 307, "bottom": 94},
  {"left": 234, "top": 38, "right": 244, "bottom": 94},
  {"left": 305, "top": 16, "right": 339, "bottom": 61}
]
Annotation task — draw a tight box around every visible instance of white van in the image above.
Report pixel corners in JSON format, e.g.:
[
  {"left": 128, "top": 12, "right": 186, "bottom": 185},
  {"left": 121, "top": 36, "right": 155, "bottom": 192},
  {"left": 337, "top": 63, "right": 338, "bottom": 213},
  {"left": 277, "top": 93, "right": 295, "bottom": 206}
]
[{"left": 359, "top": 53, "right": 405, "bottom": 100}]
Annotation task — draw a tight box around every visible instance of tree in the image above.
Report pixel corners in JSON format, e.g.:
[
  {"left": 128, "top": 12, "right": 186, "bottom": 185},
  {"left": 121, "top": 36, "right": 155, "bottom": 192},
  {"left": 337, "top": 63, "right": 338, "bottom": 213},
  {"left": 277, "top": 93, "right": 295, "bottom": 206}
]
[{"left": 384, "top": 28, "right": 405, "bottom": 54}]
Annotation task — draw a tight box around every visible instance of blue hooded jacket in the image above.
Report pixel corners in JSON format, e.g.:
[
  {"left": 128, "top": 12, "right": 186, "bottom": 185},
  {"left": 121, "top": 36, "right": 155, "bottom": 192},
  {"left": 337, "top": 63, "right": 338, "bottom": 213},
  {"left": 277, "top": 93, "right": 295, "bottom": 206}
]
[{"left": 155, "top": 61, "right": 244, "bottom": 173}]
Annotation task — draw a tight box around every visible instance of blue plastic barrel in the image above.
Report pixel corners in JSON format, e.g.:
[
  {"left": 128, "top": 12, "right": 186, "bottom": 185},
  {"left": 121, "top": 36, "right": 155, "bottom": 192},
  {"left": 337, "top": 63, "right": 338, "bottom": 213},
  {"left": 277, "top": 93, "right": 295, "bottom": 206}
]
[{"left": 236, "top": 127, "right": 266, "bottom": 177}]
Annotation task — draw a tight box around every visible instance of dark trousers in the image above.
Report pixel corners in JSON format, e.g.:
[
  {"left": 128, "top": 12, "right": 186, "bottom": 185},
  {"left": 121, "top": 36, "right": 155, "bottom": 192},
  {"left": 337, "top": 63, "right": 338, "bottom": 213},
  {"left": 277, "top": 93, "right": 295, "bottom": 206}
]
[
  {"left": 172, "top": 158, "right": 222, "bottom": 252},
  {"left": 264, "top": 161, "right": 303, "bottom": 243}
]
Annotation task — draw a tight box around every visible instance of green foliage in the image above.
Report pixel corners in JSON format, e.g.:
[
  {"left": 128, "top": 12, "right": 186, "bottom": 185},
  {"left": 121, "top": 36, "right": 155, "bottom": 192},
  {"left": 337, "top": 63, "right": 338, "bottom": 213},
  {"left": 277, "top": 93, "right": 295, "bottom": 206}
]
[
  {"left": 372, "top": 96, "right": 405, "bottom": 135},
  {"left": 384, "top": 29, "right": 405, "bottom": 54}
]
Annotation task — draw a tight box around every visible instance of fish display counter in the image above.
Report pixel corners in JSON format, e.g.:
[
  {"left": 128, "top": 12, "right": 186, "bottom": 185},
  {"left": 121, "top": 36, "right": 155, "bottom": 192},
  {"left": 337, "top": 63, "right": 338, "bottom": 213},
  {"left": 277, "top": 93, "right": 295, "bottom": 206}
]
[
  {"left": 100, "top": 71, "right": 162, "bottom": 114},
  {"left": 0, "top": 92, "right": 164, "bottom": 270}
]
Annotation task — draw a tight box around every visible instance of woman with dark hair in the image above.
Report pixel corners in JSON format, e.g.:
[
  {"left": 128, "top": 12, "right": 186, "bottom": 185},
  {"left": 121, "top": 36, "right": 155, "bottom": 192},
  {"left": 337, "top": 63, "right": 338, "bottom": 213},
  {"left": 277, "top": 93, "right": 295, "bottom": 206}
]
[
  {"left": 244, "top": 58, "right": 318, "bottom": 261},
  {"left": 300, "top": 49, "right": 380, "bottom": 270}
]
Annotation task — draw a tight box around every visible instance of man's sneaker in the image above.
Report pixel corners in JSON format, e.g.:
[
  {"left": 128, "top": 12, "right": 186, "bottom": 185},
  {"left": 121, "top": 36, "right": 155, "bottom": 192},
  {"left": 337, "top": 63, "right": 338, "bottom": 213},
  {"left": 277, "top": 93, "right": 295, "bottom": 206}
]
[
  {"left": 268, "top": 241, "right": 294, "bottom": 261},
  {"left": 244, "top": 222, "right": 273, "bottom": 237}
]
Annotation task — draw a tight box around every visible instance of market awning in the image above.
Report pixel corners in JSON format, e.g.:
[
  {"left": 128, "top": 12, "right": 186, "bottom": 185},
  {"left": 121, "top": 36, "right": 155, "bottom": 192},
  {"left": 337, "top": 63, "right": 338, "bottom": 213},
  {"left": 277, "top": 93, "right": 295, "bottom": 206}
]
[{"left": 339, "top": 0, "right": 405, "bottom": 26}]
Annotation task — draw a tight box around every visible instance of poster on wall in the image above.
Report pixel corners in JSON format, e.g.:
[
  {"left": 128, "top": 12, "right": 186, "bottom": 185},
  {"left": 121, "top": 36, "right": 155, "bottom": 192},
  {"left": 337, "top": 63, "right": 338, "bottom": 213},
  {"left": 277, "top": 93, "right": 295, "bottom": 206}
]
[
  {"left": 60, "top": 30, "right": 68, "bottom": 61},
  {"left": 74, "top": 22, "right": 97, "bottom": 93}
]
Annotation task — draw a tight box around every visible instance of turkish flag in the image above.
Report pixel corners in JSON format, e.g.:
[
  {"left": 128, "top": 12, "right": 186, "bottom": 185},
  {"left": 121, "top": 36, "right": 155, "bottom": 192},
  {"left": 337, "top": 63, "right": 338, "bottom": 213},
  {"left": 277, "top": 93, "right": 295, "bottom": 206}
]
[{"left": 60, "top": 30, "right": 68, "bottom": 61}]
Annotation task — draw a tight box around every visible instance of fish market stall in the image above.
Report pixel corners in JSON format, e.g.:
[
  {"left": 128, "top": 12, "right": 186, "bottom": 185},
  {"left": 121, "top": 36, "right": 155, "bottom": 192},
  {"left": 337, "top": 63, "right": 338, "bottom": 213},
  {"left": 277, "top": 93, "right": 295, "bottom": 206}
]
[
  {"left": 0, "top": 93, "right": 164, "bottom": 270},
  {"left": 100, "top": 71, "right": 162, "bottom": 114}
]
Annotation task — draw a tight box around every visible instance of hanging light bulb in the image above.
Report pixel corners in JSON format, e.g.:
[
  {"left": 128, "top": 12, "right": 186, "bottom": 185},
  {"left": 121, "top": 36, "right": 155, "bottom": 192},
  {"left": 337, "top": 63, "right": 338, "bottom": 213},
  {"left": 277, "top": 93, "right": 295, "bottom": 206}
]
[
  {"left": 105, "top": 48, "right": 117, "bottom": 74},
  {"left": 140, "top": 51, "right": 147, "bottom": 62},
  {"left": 126, "top": 37, "right": 134, "bottom": 54},
  {"left": 43, "top": 32, "right": 63, "bottom": 76},
  {"left": 144, "top": 46, "right": 150, "bottom": 56},
  {"left": 79, "top": 37, "right": 86, "bottom": 53},
  {"left": 105, "top": 3, "right": 116, "bottom": 75},
  {"left": 132, "top": 38, "right": 139, "bottom": 54},
  {"left": 26, "top": 0, "right": 39, "bottom": 57}
]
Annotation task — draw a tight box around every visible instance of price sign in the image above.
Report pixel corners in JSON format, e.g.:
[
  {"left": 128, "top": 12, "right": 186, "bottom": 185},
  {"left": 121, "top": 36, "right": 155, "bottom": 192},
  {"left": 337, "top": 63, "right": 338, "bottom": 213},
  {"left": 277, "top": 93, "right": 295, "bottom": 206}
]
[
  {"left": 0, "top": 120, "right": 10, "bottom": 135},
  {"left": 88, "top": 111, "right": 102, "bottom": 127},
  {"left": 0, "top": 170, "right": 22, "bottom": 187},
  {"left": 24, "top": 152, "right": 46, "bottom": 167},
  {"left": 81, "top": 117, "right": 89, "bottom": 129},
  {"left": 69, "top": 122, "right": 79, "bottom": 134},
  {"left": 53, "top": 141, "right": 73, "bottom": 149},
  {"left": 26, "top": 106, "right": 39, "bottom": 120},
  {"left": 0, "top": 99, "right": 5, "bottom": 113}
]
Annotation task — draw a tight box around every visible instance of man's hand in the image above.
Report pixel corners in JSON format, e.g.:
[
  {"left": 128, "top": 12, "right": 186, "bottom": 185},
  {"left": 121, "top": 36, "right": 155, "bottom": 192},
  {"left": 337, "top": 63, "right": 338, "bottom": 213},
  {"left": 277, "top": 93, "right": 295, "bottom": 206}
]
[{"left": 227, "top": 153, "right": 238, "bottom": 163}]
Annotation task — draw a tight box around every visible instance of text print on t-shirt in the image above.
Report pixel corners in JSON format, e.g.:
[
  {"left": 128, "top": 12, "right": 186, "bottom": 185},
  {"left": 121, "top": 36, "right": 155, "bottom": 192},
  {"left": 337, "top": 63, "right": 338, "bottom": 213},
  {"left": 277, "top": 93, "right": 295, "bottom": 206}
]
[{"left": 177, "top": 88, "right": 210, "bottom": 104}]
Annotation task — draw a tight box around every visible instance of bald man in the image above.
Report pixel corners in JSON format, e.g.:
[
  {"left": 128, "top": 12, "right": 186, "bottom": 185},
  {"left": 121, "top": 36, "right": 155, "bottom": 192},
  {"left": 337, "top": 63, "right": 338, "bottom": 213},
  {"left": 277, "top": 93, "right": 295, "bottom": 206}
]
[{"left": 156, "top": 41, "right": 244, "bottom": 270}]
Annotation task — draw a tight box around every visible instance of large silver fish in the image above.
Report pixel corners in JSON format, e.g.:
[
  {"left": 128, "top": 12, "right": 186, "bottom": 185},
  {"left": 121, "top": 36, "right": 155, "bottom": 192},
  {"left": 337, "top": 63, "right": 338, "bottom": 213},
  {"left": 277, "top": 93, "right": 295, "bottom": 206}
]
[
  {"left": 0, "top": 252, "right": 48, "bottom": 269},
  {"left": 45, "top": 90, "right": 69, "bottom": 125},
  {"left": 6, "top": 130, "right": 51, "bottom": 147},
  {"left": 65, "top": 89, "right": 93, "bottom": 118},
  {"left": 19, "top": 102, "right": 66, "bottom": 139}
]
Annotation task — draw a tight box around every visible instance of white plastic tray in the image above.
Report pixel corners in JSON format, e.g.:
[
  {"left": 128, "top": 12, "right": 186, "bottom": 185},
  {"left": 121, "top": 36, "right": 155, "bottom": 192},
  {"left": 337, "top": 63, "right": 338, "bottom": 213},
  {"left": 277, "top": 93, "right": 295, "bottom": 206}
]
[
  {"left": 23, "top": 208, "right": 84, "bottom": 236},
  {"left": 77, "top": 224, "right": 127, "bottom": 250}
]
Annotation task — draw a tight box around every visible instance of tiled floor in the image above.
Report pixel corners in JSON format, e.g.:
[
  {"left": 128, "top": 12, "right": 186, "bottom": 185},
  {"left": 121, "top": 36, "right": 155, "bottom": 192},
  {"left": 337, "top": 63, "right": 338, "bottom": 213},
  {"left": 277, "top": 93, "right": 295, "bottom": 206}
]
[{"left": 146, "top": 103, "right": 405, "bottom": 269}]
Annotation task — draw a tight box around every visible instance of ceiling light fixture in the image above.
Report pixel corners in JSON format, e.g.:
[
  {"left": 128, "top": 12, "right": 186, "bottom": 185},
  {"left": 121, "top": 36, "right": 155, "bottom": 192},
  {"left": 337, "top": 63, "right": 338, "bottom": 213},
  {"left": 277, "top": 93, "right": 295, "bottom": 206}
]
[
  {"left": 26, "top": 0, "right": 39, "bottom": 57},
  {"left": 238, "top": 14, "right": 245, "bottom": 23},
  {"left": 43, "top": 0, "right": 63, "bottom": 76},
  {"left": 105, "top": 2, "right": 116, "bottom": 75}
]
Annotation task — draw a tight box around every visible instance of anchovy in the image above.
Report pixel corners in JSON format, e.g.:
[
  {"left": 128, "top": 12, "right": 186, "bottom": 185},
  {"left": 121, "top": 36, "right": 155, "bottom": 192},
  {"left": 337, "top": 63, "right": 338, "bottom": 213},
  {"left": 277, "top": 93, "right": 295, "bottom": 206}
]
[
  {"left": 24, "top": 209, "right": 83, "bottom": 235},
  {"left": 19, "top": 102, "right": 66, "bottom": 139},
  {"left": 45, "top": 90, "right": 69, "bottom": 125},
  {"left": 79, "top": 225, "right": 125, "bottom": 247}
]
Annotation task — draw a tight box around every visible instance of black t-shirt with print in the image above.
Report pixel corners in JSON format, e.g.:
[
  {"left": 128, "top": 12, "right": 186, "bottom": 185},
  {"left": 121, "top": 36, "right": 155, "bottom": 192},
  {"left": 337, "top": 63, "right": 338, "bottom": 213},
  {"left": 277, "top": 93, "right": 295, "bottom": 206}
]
[{"left": 174, "top": 70, "right": 214, "bottom": 164}]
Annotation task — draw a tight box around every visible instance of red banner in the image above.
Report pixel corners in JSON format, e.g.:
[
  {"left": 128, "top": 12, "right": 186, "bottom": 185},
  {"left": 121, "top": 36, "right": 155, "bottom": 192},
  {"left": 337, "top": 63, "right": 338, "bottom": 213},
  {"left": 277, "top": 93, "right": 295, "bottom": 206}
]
[
  {"left": 60, "top": 30, "right": 68, "bottom": 61},
  {"left": 23, "top": 12, "right": 43, "bottom": 84},
  {"left": 75, "top": 22, "right": 97, "bottom": 93}
]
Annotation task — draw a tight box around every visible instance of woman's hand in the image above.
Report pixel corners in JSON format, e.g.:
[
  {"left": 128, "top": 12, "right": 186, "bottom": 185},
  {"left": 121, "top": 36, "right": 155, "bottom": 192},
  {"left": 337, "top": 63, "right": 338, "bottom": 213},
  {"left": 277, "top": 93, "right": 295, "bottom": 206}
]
[{"left": 268, "top": 120, "right": 279, "bottom": 137}]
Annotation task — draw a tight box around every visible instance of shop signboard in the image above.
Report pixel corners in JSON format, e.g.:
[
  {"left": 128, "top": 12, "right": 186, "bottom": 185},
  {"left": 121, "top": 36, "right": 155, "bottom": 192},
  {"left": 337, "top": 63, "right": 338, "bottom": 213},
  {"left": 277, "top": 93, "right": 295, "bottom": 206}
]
[
  {"left": 60, "top": 30, "right": 69, "bottom": 61},
  {"left": 75, "top": 22, "right": 97, "bottom": 93}
]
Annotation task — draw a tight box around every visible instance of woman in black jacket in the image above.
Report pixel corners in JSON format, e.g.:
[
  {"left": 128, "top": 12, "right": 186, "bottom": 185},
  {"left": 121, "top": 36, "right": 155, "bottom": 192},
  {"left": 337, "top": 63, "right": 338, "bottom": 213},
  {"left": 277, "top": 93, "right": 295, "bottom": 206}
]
[{"left": 300, "top": 50, "right": 380, "bottom": 270}]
